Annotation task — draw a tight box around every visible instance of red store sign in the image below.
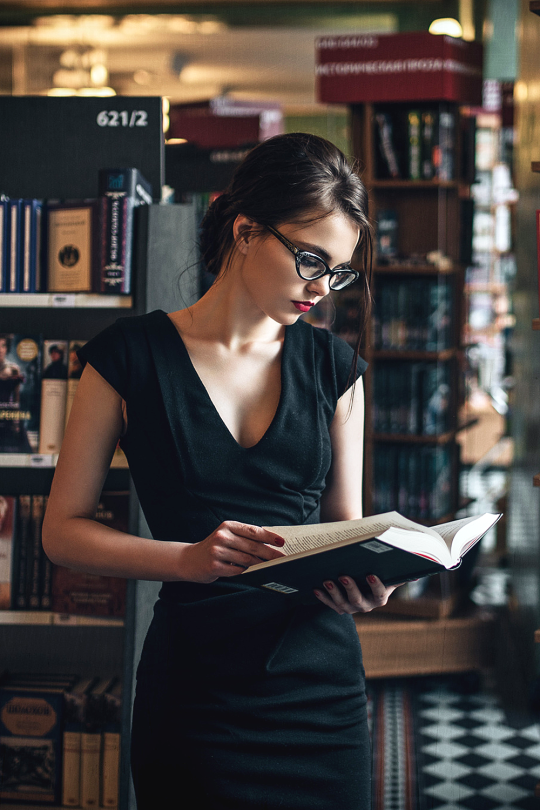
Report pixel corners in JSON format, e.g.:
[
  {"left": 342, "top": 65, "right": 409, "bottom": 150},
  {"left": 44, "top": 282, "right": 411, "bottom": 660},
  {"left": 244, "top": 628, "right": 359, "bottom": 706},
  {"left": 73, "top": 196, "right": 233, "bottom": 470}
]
[{"left": 315, "top": 32, "right": 483, "bottom": 105}]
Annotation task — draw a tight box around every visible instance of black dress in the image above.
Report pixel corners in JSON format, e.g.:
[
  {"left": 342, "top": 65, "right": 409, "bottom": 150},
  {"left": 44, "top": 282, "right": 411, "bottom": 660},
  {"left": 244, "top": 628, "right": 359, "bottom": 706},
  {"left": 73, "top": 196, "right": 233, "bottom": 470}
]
[{"left": 78, "top": 309, "right": 371, "bottom": 810}]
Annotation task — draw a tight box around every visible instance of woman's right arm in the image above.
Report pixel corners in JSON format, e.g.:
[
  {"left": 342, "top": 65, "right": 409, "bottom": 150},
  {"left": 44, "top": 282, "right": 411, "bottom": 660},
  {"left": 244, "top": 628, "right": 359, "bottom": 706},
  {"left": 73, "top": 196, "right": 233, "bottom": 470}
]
[{"left": 42, "top": 363, "right": 284, "bottom": 582}]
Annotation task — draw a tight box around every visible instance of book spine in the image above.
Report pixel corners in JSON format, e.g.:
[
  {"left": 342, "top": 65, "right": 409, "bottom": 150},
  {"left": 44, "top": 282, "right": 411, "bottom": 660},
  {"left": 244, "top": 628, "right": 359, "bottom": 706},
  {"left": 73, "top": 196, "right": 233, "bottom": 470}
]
[
  {"left": 38, "top": 376, "right": 67, "bottom": 453},
  {"left": 101, "top": 730, "right": 121, "bottom": 808},
  {"left": 408, "top": 110, "right": 421, "bottom": 180},
  {"left": 0, "top": 496, "right": 16, "bottom": 610},
  {"left": 22, "top": 200, "right": 32, "bottom": 293},
  {"left": 27, "top": 495, "right": 44, "bottom": 610},
  {"left": 421, "top": 110, "right": 436, "bottom": 180},
  {"left": 98, "top": 167, "right": 153, "bottom": 204},
  {"left": 0, "top": 199, "right": 6, "bottom": 292},
  {"left": 100, "top": 193, "right": 133, "bottom": 294},
  {"left": 40, "top": 496, "right": 52, "bottom": 609},
  {"left": 8, "top": 199, "right": 21, "bottom": 293},
  {"left": 375, "top": 112, "right": 400, "bottom": 179},
  {"left": 62, "top": 729, "right": 83, "bottom": 806},
  {"left": 12, "top": 494, "right": 30, "bottom": 609},
  {"left": 80, "top": 731, "right": 101, "bottom": 808}
]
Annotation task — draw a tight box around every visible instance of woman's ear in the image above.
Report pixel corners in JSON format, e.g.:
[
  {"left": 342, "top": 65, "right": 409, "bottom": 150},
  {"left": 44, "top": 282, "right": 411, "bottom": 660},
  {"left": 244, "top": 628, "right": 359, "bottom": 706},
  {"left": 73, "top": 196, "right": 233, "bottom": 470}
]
[{"left": 233, "top": 214, "right": 256, "bottom": 255}]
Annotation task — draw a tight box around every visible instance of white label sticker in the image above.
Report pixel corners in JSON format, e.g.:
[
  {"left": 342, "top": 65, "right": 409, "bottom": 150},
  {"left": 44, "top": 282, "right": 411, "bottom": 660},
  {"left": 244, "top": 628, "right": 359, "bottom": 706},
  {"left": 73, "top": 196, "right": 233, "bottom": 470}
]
[
  {"left": 52, "top": 293, "right": 76, "bottom": 308},
  {"left": 362, "top": 540, "right": 393, "bottom": 553},
  {"left": 262, "top": 582, "right": 299, "bottom": 594}
]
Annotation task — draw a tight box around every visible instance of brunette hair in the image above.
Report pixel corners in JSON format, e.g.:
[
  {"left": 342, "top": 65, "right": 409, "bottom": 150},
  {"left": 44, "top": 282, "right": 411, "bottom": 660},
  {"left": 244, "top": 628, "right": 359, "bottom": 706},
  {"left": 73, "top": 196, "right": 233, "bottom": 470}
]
[{"left": 200, "top": 132, "right": 373, "bottom": 387}]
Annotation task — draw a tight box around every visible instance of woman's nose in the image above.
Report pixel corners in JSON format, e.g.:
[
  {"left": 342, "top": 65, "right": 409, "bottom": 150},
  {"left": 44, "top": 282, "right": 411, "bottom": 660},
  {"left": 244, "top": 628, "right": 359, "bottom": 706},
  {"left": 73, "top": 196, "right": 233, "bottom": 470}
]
[{"left": 307, "top": 274, "right": 332, "bottom": 298}]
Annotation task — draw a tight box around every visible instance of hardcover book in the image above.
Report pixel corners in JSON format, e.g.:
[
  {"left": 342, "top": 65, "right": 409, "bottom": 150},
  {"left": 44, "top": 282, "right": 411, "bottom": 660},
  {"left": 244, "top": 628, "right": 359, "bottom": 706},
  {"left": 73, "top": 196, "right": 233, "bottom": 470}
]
[
  {"left": 0, "top": 684, "right": 64, "bottom": 804},
  {"left": 21, "top": 199, "right": 43, "bottom": 293},
  {"left": 64, "top": 340, "right": 86, "bottom": 429},
  {"left": 0, "top": 334, "right": 41, "bottom": 453},
  {"left": 7, "top": 199, "right": 22, "bottom": 293},
  {"left": 98, "top": 167, "right": 152, "bottom": 295},
  {"left": 38, "top": 340, "right": 68, "bottom": 455},
  {"left": 0, "top": 198, "right": 7, "bottom": 292},
  {"left": 233, "top": 511, "right": 500, "bottom": 602},
  {"left": 46, "top": 201, "right": 99, "bottom": 292}
]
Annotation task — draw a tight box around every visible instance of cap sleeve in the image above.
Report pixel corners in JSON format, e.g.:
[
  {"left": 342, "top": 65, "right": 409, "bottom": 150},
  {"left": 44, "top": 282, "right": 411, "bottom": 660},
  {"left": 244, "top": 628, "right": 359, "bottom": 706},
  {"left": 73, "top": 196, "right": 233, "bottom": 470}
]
[
  {"left": 77, "top": 320, "right": 129, "bottom": 400},
  {"left": 329, "top": 332, "right": 368, "bottom": 397}
]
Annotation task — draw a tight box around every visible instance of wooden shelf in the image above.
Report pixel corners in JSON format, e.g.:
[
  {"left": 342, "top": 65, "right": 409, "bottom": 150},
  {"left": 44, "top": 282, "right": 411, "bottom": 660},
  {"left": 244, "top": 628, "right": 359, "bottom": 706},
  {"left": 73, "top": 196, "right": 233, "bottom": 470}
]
[
  {"left": 356, "top": 608, "right": 497, "bottom": 679},
  {"left": 0, "top": 293, "right": 133, "bottom": 308},
  {"left": 0, "top": 611, "right": 124, "bottom": 626},
  {"left": 534, "top": 474, "right": 540, "bottom": 487},
  {"left": 372, "top": 348, "right": 456, "bottom": 361},
  {"left": 531, "top": 2, "right": 540, "bottom": 17},
  {"left": 0, "top": 453, "right": 128, "bottom": 470},
  {"left": 374, "top": 264, "right": 456, "bottom": 275},
  {"left": 534, "top": 629, "right": 540, "bottom": 643},
  {"left": 533, "top": 319, "right": 540, "bottom": 330}
]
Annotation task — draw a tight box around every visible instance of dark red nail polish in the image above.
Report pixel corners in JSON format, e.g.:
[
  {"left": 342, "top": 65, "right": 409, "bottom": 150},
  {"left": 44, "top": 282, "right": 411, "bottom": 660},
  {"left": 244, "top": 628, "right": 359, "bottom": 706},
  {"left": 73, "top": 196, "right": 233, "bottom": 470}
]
[
  {"left": 314, "top": 590, "right": 322, "bottom": 597},
  {"left": 367, "top": 575, "right": 377, "bottom": 584},
  {"left": 324, "top": 581, "right": 334, "bottom": 590},
  {"left": 339, "top": 577, "right": 350, "bottom": 586}
]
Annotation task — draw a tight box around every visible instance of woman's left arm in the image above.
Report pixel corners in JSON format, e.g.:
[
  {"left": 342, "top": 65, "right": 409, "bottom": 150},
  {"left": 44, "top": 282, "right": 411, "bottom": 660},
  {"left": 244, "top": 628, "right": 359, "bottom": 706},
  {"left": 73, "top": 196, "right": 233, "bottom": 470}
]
[{"left": 316, "top": 378, "right": 404, "bottom": 615}]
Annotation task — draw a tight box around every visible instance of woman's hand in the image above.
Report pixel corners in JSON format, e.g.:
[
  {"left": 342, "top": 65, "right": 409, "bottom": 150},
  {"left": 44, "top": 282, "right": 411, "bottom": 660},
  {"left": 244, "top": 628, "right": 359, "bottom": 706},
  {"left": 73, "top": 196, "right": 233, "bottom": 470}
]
[
  {"left": 313, "top": 574, "right": 404, "bottom": 615},
  {"left": 179, "top": 521, "right": 286, "bottom": 584}
]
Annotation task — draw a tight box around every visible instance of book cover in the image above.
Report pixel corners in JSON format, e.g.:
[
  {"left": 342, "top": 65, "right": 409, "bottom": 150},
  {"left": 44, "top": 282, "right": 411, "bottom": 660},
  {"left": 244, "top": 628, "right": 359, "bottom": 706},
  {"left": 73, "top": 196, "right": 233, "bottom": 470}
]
[
  {"left": 98, "top": 168, "right": 152, "bottom": 295},
  {"left": 46, "top": 201, "right": 99, "bottom": 292},
  {"left": 21, "top": 199, "right": 43, "bottom": 294},
  {"left": 435, "top": 109, "right": 455, "bottom": 181},
  {"left": 0, "top": 334, "right": 41, "bottom": 453},
  {"left": 51, "top": 492, "right": 128, "bottom": 617},
  {"left": 38, "top": 340, "right": 68, "bottom": 455},
  {"left": 0, "top": 495, "right": 15, "bottom": 609},
  {"left": 375, "top": 210, "right": 398, "bottom": 264},
  {"left": 0, "top": 684, "right": 64, "bottom": 804},
  {"left": 232, "top": 512, "right": 500, "bottom": 602}
]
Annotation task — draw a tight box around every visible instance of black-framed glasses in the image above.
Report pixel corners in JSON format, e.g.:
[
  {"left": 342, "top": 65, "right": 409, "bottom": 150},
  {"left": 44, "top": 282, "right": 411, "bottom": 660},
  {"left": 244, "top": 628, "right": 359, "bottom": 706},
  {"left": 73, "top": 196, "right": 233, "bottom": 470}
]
[{"left": 265, "top": 224, "right": 359, "bottom": 291}]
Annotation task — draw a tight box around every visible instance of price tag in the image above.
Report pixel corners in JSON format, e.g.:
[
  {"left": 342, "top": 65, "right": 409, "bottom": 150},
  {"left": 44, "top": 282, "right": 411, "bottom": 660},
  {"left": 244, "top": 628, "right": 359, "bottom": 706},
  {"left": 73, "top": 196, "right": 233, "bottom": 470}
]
[
  {"left": 30, "top": 454, "right": 53, "bottom": 468},
  {"left": 52, "top": 294, "right": 76, "bottom": 308}
]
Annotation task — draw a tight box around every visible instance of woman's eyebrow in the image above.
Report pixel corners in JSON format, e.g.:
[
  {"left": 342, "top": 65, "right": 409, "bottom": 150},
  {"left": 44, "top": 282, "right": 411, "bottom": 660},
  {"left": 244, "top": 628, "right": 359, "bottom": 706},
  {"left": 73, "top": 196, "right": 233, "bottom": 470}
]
[{"left": 296, "top": 241, "right": 332, "bottom": 263}]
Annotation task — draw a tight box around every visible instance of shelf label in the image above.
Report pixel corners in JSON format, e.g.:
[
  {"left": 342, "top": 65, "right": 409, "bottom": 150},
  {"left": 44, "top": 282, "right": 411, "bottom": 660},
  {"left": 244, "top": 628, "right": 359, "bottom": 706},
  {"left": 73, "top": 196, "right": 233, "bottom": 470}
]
[
  {"left": 52, "top": 293, "right": 76, "bottom": 307},
  {"left": 97, "top": 110, "right": 149, "bottom": 128},
  {"left": 30, "top": 454, "right": 54, "bottom": 468}
]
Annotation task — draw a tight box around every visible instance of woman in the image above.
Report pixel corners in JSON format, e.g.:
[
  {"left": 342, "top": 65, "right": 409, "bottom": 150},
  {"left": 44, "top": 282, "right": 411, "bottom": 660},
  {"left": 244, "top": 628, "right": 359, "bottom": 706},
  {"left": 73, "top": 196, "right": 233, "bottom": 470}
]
[{"left": 43, "top": 133, "right": 403, "bottom": 810}]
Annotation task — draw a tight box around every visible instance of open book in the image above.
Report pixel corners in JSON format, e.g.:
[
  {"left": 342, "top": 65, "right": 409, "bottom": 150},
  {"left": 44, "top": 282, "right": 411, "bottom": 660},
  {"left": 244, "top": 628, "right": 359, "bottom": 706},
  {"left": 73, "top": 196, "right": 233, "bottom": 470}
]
[{"left": 232, "top": 511, "right": 501, "bottom": 600}]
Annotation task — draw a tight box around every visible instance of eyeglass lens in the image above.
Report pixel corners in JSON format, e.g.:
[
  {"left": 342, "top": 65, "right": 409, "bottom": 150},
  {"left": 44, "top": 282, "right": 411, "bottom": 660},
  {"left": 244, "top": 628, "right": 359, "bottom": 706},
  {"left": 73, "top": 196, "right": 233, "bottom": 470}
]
[{"left": 297, "top": 253, "right": 356, "bottom": 290}]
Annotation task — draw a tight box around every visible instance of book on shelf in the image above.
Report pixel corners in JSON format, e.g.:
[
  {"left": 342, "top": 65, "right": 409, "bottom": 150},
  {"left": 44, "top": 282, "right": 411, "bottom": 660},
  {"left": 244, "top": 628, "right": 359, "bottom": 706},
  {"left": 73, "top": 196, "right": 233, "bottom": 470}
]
[
  {"left": 373, "top": 445, "right": 452, "bottom": 521},
  {"left": 408, "top": 110, "right": 422, "bottom": 180},
  {"left": 62, "top": 676, "right": 96, "bottom": 807},
  {"left": 375, "top": 209, "right": 398, "bottom": 263},
  {"left": 375, "top": 111, "right": 401, "bottom": 179},
  {"left": 101, "top": 678, "right": 122, "bottom": 809},
  {"left": 45, "top": 199, "right": 100, "bottom": 293},
  {"left": 0, "top": 495, "right": 16, "bottom": 609},
  {"left": 64, "top": 339, "right": 86, "bottom": 429},
  {"left": 6, "top": 198, "right": 22, "bottom": 292},
  {"left": 0, "top": 333, "right": 41, "bottom": 453},
  {"left": 21, "top": 198, "right": 43, "bottom": 293},
  {"left": 232, "top": 511, "right": 500, "bottom": 601},
  {"left": 38, "top": 339, "right": 68, "bottom": 455},
  {"left": 81, "top": 676, "right": 116, "bottom": 809},
  {"left": 98, "top": 167, "right": 153, "bottom": 295}
]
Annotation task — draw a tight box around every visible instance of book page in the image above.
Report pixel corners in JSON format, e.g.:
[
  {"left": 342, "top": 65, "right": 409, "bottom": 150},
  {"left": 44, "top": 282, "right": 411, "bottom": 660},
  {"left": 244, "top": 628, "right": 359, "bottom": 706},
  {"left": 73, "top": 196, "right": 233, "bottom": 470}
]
[
  {"left": 266, "top": 511, "right": 440, "bottom": 557},
  {"left": 434, "top": 514, "right": 500, "bottom": 564}
]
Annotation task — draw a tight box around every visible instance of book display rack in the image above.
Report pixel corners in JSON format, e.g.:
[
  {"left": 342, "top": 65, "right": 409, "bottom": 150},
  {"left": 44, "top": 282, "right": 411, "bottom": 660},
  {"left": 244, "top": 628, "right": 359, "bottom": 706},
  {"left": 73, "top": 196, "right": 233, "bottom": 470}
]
[
  {"left": 315, "top": 32, "right": 498, "bottom": 668},
  {"left": 0, "top": 96, "right": 199, "bottom": 809}
]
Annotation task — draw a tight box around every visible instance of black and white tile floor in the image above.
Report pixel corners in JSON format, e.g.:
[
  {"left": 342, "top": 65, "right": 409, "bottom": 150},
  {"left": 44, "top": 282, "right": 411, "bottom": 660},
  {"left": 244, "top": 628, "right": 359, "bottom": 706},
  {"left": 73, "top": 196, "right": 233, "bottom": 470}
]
[{"left": 417, "top": 679, "right": 540, "bottom": 810}]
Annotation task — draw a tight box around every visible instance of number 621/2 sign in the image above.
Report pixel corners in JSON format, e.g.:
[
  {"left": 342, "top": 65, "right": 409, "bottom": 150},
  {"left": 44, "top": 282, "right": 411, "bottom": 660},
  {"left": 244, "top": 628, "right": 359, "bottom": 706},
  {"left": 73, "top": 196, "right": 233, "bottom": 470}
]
[{"left": 97, "top": 110, "right": 148, "bottom": 128}]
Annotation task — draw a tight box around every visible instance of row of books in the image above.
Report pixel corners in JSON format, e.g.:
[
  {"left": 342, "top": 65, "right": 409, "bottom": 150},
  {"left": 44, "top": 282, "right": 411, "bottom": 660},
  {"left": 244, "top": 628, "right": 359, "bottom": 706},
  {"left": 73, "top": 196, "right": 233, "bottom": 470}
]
[
  {"left": 0, "top": 167, "right": 152, "bottom": 295},
  {"left": 372, "top": 277, "right": 453, "bottom": 352},
  {"left": 0, "top": 492, "right": 128, "bottom": 616},
  {"left": 373, "top": 361, "right": 451, "bottom": 436},
  {"left": 372, "top": 444, "right": 453, "bottom": 521},
  {"left": 375, "top": 105, "right": 455, "bottom": 181},
  {"left": 0, "top": 334, "right": 85, "bottom": 455},
  {"left": 0, "top": 671, "right": 121, "bottom": 807}
]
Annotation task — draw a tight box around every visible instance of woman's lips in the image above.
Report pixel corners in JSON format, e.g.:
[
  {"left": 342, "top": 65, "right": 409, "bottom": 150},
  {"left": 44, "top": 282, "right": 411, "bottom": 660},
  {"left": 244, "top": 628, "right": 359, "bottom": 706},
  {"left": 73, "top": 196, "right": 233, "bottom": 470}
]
[{"left": 292, "top": 301, "right": 314, "bottom": 313}]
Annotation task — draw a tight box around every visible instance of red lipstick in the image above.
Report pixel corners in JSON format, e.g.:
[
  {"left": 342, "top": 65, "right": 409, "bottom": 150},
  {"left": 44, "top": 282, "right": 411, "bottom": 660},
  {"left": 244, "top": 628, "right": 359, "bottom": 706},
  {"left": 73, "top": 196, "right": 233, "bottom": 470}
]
[{"left": 292, "top": 301, "right": 314, "bottom": 313}]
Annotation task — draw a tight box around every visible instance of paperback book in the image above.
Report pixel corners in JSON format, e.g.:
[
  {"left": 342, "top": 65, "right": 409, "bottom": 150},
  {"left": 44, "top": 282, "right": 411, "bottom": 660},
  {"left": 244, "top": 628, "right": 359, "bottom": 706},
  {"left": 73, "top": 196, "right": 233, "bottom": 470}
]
[
  {"left": 0, "top": 333, "right": 41, "bottom": 453},
  {"left": 232, "top": 511, "right": 500, "bottom": 601}
]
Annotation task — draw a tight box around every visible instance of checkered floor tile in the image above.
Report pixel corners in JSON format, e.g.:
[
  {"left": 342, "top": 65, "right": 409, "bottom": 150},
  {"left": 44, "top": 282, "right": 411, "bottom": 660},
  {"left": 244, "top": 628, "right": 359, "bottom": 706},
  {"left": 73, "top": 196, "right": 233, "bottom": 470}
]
[{"left": 417, "top": 678, "right": 540, "bottom": 810}]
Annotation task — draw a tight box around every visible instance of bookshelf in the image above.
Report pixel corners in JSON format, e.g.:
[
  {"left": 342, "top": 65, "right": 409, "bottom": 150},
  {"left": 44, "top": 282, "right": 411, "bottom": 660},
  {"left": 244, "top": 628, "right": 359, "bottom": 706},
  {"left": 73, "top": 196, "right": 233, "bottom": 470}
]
[{"left": 0, "top": 96, "right": 201, "bottom": 810}]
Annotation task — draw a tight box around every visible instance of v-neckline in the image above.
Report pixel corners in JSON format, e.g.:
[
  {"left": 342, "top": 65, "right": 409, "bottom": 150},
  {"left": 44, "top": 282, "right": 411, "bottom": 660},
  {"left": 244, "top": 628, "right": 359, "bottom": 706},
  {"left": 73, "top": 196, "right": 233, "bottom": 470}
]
[{"left": 160, "top": 310, "right": 289, "bottom": 451}]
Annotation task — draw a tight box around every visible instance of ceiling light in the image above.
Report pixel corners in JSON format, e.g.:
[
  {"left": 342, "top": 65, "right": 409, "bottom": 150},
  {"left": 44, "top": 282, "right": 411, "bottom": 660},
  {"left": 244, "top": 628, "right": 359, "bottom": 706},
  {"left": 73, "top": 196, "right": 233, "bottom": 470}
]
[
  {"left": 76, "top": 87, "right": 116, "bottom": 97},
  {"left": 90, "top": 64, "right": 108, "bottom": 86},
  {"left": 166, "top": 138, "right": 188, "bottom": 144},
  {"left": 429, "top": 18, "right": 463, "bottom": 38},
  {"left": 47, "top": 88, "right": 77, "bottom": 96},
  {"left": 133, "top": 70, "right": 151, "bottom": 86}
]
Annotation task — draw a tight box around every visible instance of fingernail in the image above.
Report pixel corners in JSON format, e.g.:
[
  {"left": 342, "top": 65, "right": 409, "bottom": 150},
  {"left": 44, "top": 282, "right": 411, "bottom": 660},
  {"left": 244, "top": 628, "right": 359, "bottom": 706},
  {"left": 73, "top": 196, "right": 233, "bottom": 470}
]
[
  {"left": 324, "top": 581, "right": 334, "bottom": 590},
  {"left": 367, "top": 575, "right": 377, "bottom": 584},
  {"left": 339, "top": 577, "right": 350, "bottom": 586},
  {"left": 314, "top": 589, "right": 322, "bottom": 598},
  {"left": 274, "top": 537, "right": 285, "bottom": 546}
]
